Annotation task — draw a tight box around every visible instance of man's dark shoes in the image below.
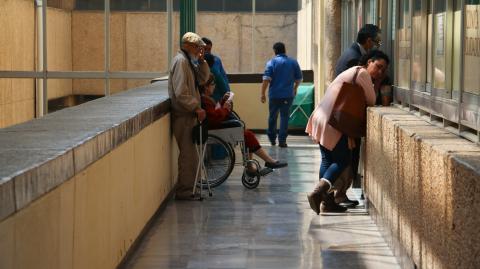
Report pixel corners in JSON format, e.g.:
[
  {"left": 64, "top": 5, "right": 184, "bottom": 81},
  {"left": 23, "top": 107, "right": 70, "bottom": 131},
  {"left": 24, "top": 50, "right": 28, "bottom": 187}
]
[
  {"left": 320, "top": 201, "right": 348, "bottom": 213},
  {"left": 321, "top": 193, "right": 348, "bottom": 213},
  {"left": 279, "top": 142, "right": 288, "bottom": 148},
  {"left": 265, "top": 161, "right": 288, "bottom": 169},
  {"left": 339, "top": 198, "right": 360, "bottom": 208},
  {"left": 270, "top": 141, "right": 276, "bottom": 146}
]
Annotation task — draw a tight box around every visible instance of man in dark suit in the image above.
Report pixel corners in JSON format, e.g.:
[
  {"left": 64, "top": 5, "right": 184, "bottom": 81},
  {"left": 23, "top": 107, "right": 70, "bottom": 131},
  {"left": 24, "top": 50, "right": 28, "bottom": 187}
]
[
  {"left": 333, "top": 24, "right": 381, "bottom": 208},
  {"left": 335, "top": 24, "right": 381, "bottom": 77}
]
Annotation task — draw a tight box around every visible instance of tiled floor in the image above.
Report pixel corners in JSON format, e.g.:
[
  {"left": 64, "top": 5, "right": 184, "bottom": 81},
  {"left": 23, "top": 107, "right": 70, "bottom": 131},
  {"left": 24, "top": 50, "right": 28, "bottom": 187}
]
[{"left": 123, "top": 135, "right": 400, "bottom": 269}]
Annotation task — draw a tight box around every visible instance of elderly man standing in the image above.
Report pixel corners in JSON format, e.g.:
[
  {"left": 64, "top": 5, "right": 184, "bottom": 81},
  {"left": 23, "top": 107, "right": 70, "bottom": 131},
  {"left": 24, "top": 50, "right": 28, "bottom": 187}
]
[
  {"left": 168, "top": 32, "right": 210, "bottom": 200},
  {"left": 261, "top": 42, "right": 303, "bottom": 148}
]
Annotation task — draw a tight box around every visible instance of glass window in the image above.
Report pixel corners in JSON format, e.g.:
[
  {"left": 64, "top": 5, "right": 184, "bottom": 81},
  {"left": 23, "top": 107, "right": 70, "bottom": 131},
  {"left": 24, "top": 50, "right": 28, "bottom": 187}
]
[
  {"left": 464, "top": 0, "right": 480, "bottom": 97},
  {"left": 364, "top": 0, "right": 377, "bottom": 24},
  {"left": 462, "top": 0, "right": 480, "bottom": 129},
  {"left": 396, "top": 0, "right": 411, "bottom": 89},
  {"left": 452, "top": 0, "right": 463, "bottom": 100},
  {"left": 411, "top": 0, "right": 428, "bottom": 92},
  {"left": 75, "top": 0, "right": 104, "bottom": 10},
  {"left": 197, "top": 0, "right": 224, "bottom": 12},
  {"left": 432, "top": 0, "right": 447, "bottom": 94},
  {"left": 341, "top": 0, "right": 357, "bottom": 52},
  {"left": 256, "top": 0, "right": 298, "bottom": 12},
  {"left": 75, "top": 0, "right": 180, "bottom": 11},
  {"left": 225, "top": 0, "right": 253, "bottom": 12}
]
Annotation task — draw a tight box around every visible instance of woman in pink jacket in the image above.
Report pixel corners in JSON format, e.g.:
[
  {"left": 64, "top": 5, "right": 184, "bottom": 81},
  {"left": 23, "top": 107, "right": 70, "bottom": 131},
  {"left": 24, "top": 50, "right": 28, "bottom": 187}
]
[{"left": 306, "top": 51, "right": 390, "bottom": 214}]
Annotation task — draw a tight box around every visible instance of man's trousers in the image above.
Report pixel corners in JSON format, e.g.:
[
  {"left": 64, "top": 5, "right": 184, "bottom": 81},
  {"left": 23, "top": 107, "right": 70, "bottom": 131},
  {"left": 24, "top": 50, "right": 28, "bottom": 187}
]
[{"left": 172, "top": 115, "right": 199, "bottom": 197}]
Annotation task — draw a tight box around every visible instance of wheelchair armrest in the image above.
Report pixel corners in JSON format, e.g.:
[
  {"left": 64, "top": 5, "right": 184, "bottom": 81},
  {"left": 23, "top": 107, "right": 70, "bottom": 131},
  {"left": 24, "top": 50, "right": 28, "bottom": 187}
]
[{"left": 220, "top": 119, "right": 244, "bottom": 128}]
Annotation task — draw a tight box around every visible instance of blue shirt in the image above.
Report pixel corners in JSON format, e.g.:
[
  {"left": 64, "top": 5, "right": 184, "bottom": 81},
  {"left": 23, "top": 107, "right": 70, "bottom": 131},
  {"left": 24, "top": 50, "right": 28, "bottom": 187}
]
[
  {"left": 262, "top": 54, "right": 303, "bottom": 99},
  {"left": 212, "top": 55, "right": 230, "bottom": 91}
]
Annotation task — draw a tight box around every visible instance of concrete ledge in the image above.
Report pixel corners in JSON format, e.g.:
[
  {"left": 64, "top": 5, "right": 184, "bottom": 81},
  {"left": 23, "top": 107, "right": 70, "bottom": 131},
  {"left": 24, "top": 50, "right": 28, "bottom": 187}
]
[
  {"left": 365, "top": 107, "right": 480, "bottom": 269},
  {"left": 0, "top": 81, "right": 170, "bottom": 221}
]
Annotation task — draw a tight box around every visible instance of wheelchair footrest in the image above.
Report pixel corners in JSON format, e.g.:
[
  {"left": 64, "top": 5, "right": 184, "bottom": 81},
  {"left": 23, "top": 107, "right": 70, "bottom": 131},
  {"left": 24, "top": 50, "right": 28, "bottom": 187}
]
[
  {"left": 259, "top": 167, "right": 273, "bottom": 177},
  {"left": 246, "top": 167, "right": 273, "bottom": 177}
]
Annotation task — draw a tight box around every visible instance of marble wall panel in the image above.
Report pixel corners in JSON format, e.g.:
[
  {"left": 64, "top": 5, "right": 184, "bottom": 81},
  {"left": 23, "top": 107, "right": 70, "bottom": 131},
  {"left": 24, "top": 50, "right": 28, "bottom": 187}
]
[
  {"left": 447, "top": 152, "right": 480, "bottom": 269},
  {"left": 366, "top": 107, "right": 480, "bottom": 269}
]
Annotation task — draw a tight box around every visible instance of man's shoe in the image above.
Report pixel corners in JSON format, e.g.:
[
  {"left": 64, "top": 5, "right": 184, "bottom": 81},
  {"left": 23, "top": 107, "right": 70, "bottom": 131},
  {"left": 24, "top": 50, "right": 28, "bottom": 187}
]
[
  {"left": 320, "top": 201, "right": 348, "bottom": 213},
  {"left": 279, "top": 142, "right": 288, "bottom": 148},
  {"left": 320, "top": 193, "right": 348, "bottom": 213},
  {"left": 265, "top": 161, "right": 288, "bottom": 169},
  {"left": 270, "top": 141, "right": 276, "bottom": 146},
  {"left": 339, "top": 198, "right": 359, "bottom": 208}
]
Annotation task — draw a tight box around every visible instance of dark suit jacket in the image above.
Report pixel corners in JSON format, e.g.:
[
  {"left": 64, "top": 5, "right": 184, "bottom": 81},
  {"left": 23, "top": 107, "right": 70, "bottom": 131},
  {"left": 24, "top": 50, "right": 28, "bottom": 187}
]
[{"left": 334, "top": 43, "right": 363, "bottom": 78}]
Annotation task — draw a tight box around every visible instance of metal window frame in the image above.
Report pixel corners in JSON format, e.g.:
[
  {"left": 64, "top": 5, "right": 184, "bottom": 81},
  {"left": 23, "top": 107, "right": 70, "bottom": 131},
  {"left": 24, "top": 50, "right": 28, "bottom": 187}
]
[
  {"left": 392, "top": 0, "right": 480, "bottom": 143},
  {"left": 0, "top": 0, "right": 173, "bottom": 116}
]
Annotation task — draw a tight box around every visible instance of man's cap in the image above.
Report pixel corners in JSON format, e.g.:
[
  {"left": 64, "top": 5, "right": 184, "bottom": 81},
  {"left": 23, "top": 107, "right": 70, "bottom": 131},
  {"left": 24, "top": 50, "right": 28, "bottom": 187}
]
[{"left": 181, "top": 32, "right": 206, "bottom": 46}]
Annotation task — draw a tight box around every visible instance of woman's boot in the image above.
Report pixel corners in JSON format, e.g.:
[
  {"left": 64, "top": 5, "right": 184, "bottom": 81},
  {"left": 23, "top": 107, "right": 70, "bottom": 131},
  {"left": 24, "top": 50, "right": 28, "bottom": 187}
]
[
  {"left": 321, "top": 192, "right": 348, "bottom": 213},
  {"left": 307, "top": 180, "right": 330, "bottom": 215}
]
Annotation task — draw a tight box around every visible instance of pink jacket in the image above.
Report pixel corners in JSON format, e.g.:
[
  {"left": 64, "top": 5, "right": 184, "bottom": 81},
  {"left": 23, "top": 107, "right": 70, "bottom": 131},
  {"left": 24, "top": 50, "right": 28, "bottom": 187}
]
[{"left": 305, "top": 66, "right": 376, "bottom": 150}]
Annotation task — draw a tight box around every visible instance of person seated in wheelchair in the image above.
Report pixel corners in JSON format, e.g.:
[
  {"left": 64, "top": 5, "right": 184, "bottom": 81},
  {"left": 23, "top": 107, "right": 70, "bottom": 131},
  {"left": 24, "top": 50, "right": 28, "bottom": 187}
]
[{"left": 199, "top": 74, "right": 288, "bottom": 176}]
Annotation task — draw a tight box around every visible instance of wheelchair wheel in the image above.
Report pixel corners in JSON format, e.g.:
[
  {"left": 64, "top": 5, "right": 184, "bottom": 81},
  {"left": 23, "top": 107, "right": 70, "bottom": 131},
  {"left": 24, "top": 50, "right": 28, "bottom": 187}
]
[
  {"left": 241, "top": 172, "right": 260, "bottom": 189},
  {"left": 241, "top": 160, "right": 260, "bottom": 189},
  {"left": 202, "top": 134, "right": 235, "bottom": 188}
]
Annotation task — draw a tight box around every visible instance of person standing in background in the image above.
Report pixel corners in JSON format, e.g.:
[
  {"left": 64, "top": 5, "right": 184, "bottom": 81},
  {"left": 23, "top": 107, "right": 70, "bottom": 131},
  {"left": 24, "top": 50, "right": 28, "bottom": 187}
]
[
  {"left": 261, "top": 42, "right": 303, "bottom": 148},
  {"left": 202, "top": 37, "right": 230, "bottom": 101}
]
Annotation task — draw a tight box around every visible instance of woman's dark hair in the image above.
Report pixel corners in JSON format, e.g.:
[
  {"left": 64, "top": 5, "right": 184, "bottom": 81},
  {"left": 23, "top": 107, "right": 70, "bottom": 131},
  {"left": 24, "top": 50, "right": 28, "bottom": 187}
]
[
  {"left": 199, "top": 74, "right": 215, "bottom": 93},
  {"left": 359, "top": 50, "right": 390, "bottom": 66},
  {"left": 204, "top": 53, "right": 215, "bottom": 68},
  {"left": 273, "top": 42, "right": 286, "bottom": 54}
]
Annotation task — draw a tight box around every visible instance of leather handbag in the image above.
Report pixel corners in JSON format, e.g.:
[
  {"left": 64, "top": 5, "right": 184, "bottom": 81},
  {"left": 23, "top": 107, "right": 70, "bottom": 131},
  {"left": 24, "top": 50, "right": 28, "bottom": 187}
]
[{"left": 328, "top": 67, "right": 367, "bottom": 138}]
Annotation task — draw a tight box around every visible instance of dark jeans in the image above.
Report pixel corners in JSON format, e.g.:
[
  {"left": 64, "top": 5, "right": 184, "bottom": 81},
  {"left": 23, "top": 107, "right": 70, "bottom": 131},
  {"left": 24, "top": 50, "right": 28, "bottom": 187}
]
[
  {"left": 351, "top": 138, "right": 362, "bottom": 181},
  {"left": 319, "top": 135, "right": 351, "bottom": 184},
  {"left": 268, "top": 97, "right": 293, "bottom": 144}
]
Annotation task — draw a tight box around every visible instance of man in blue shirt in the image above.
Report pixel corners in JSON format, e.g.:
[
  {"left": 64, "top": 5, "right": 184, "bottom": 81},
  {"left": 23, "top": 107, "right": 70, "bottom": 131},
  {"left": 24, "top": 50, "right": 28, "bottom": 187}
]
[
  {"left": 261, "top": 42, "right": 303, "bottom": 147},
  {"left": 202, "top": 37, "right": 230, "bottom": 93}
]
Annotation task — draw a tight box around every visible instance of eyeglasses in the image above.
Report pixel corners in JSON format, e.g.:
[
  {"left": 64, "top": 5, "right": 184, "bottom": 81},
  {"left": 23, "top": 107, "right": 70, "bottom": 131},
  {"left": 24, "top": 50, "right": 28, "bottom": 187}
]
[{"left": 373, "top": 38, "right": 382, "bottom": 47}]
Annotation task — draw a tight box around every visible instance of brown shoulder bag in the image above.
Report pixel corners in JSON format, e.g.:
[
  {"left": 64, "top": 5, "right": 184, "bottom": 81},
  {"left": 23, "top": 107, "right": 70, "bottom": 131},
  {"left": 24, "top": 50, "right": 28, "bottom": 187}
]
[{"left": 328, "top": 67, "right": 367, "bottom": 138}]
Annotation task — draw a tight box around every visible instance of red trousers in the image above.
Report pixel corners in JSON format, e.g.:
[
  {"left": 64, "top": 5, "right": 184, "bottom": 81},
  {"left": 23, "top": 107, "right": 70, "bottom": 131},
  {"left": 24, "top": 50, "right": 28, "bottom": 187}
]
[{"left": 244, "top": 129, "right": 261, "bottom": 153}]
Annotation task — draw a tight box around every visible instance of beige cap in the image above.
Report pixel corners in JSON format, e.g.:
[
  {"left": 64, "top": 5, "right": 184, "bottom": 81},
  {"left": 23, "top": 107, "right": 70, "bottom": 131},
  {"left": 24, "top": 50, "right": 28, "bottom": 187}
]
[{"left": 181, "top": 32, "right": 206, "bottom": 46}]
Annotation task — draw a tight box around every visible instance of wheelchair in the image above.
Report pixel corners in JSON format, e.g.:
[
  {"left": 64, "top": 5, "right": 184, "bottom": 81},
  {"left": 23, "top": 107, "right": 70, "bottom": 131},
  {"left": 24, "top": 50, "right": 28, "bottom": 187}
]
[{"left": 201, "top": 112, "right": 272, "bottom": 189}]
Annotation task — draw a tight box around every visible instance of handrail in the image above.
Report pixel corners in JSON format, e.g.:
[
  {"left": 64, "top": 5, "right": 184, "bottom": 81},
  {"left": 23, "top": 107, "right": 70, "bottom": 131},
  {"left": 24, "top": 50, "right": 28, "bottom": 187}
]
[{"left": 0, "top": 81, "right": 171, "bottom": 222}]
